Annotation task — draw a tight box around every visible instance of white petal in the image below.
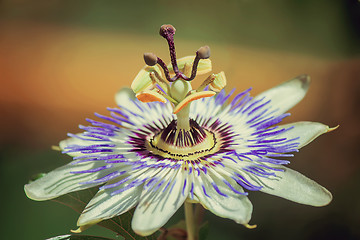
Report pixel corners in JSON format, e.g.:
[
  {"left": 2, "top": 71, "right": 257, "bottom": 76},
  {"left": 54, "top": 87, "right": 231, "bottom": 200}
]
[
  {"left": 24, "top": 161, "right": 115, "bottom": 200},
  {"left": 193, "top": 171, "right": 253, "bottom": 225},
  {"left": 115, "top": 87, "right": 153, "bottom": 118},
  {"left": 59, "top": 134, "right": 102, "bottom": 157},
  {"left": 253, "top": 75, "right": 310, "bottom": 115},
  {"left": 115, "top": 88, "right": 137, "bottom": 109},
  {"left": 77, "top": 182, "right": 142, "bottom": 226},
  {"left": 276, "top": 121, "right": 333, "bottom": 149},
  {"left": 131, "top": 169, "right": 189, "bottom": 236},
  {"left": 255, "top": 167, "right": 332, "bottom": 206}
]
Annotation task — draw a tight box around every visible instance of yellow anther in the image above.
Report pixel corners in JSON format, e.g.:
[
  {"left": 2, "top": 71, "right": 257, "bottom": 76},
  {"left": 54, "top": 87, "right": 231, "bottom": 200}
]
[
  {"left": 136, "top": 89, "right": 167, "bottom": 103},
  {"left": 210, "top": 71, "right": 227, "bottom": 92},
  {"left": 131, "top": 65, "right": 161, "bottom": 93},
  {"left": 173, "top": 91, "right": 216, "bottom": 114}
]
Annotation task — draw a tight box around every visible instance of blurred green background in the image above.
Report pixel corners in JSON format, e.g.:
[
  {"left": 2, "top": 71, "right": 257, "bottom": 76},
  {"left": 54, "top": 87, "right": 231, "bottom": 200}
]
[{"left": 1, "top": 0, "right": 359, "bottom": 239}]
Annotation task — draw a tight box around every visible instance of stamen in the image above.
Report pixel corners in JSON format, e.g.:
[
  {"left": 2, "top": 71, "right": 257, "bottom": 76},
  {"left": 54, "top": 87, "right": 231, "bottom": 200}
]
[
  {"left": 173, "top": 91, "right": 216, "bottom": 114},
  {"left": 197, "top": 74, "right": 216, "bottom": 92},
  {"left": 136, "top": 89, "right": 167, "bottom": 103},
  {"left": 149, "top": 72, "right": 171, "bottom": 96}
]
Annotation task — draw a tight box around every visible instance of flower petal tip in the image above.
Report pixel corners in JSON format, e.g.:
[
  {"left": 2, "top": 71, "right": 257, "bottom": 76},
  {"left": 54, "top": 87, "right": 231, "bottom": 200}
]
[
  {"left": 70, "top": 228, "right": 82, "bottom": 234},
  {"left": 51, "top": 145, "right": 61, "bottom": 151},
  {"left": 115, "top": 87, "right": 136, "bottom": 106},
  {"left": 244, "top": 223, "right": 257, "bottom": 229},
  {"left": 315, "top": 187, "right": 333, "bottom": 207},
  {"left": 132, "top": 227, "right": 158, "bottom": 237},
  {"left": 24, "top": 183, "right": 46, "bottom": 201},
  {"left": 328, "top": 125, "right": 340, "bottom": 132},
  {"left": 297, "top": 74, "right": 311, "bottom": 90},
  {"left": 77, "top": 216, "right": 102, "bottom": 228},
  {"left": 71, "top": 224, "right": 93, "bottom": 234},
  {"left": 24, "top": 184, "right": 35, "bottom": 200}
]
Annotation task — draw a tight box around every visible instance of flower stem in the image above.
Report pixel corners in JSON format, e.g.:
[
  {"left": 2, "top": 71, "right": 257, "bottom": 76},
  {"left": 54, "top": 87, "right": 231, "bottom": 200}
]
[
  {"left": 176, "top": 104, "right": 190, "bottom": 130},
  {"left": 194, "top": 203, "right": 205, "bottom": 226},
  {"left": 185, "top": 201, "right": 196, "bottom": 240}
]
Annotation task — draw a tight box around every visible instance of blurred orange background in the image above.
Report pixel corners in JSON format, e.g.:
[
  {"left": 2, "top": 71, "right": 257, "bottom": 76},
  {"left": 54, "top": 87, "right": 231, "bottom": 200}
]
[{"left": 1, "top": 0, "right": 359, "bottom": 239}]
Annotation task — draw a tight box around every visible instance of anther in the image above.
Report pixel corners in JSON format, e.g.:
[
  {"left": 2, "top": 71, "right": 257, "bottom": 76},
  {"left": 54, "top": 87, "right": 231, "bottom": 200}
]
[
  {"left": 143, "top": 53, "right": 158, "bottom": 66},
  {"left": 173, "top": 91, "right": 216, "bottom": 114},
  {"left": 136, "top": 89, "right": 167, "bottom": 103}
]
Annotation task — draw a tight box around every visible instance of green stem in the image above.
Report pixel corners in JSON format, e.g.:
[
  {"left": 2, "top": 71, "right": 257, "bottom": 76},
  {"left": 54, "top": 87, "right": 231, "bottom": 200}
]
[
  {"left": 176, "top": 104, "right": 190, "bottom": 130},
  {"left": 185, "top": 201, "right": 196, "bottom": 240},
  {"left": 194, "top": 204, "right": 205, "bottom": 226}
]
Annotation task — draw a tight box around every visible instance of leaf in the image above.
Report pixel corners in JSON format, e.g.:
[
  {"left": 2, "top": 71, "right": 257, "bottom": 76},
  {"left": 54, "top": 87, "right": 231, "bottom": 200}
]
[
  {"left": 47, "top": 235, "right": 114, "bottom": 240},
  {"left": 52, "top": 187, "right": 158, "bottom": 240}
]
